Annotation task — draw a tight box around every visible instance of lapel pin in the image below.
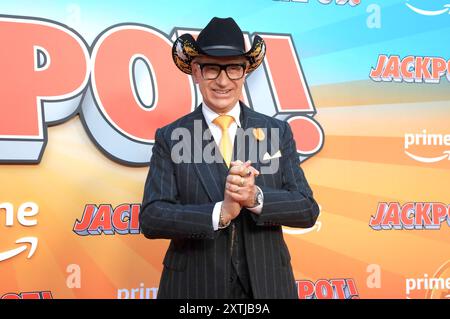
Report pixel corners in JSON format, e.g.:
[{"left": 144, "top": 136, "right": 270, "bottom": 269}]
[{"left": 253, "top": 128, "right": 265, "bottom": 141}]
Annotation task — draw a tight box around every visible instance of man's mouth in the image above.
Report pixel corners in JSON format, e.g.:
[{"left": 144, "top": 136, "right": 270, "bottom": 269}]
[{"left": 212, "top": 89, "right": 232, "bottom": 95}]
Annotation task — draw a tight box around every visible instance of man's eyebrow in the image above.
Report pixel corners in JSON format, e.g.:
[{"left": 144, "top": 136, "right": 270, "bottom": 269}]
[{"left": 196, "top": 61, "right": 247, "bottom": 64}]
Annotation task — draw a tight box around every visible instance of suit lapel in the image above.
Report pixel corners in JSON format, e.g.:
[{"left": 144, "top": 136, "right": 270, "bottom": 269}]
[
  {"left": 234, "top": 102, "right": 267, "bottom": 171},
  {"left": 187, "top": 105, "right": 227, "bottom": 203}
]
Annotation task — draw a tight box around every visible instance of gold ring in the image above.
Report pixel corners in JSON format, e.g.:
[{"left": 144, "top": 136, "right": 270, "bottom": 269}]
[
  {"left": 240, "top": 178, "right": 245, "bottom": 187},
  {"left": 246, "top": 169, "right": 251, "bottom": 177}
]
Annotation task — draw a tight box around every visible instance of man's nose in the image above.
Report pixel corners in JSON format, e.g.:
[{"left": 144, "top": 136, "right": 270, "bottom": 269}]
[{"left": 215, "top": 69, "right": 230, "bottom": 86}]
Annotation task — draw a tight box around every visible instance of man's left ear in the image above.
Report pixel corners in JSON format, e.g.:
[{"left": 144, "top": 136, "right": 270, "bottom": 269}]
[{"left": 243, "top": 61, "right": 250, "bottom": 76}]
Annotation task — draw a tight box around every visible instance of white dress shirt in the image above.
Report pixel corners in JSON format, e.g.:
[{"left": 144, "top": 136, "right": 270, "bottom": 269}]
[{"left": 201, "top": 102, "right": 264, "bottom": 231}]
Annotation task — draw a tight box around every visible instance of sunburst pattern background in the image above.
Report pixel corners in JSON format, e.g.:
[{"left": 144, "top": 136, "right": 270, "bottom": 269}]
[{"left": 1, "top": 0, "right": 449, "bottom": 299}]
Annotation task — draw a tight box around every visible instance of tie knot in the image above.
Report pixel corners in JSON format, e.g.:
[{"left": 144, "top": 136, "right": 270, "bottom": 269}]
[{"left": 213, "top": 115, "right": 234, "bottom": 131}]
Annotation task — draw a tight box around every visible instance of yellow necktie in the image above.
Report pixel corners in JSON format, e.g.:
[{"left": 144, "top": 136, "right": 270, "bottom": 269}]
[{"left": 213, "top": 115, "right": 234, "bottom": 167}]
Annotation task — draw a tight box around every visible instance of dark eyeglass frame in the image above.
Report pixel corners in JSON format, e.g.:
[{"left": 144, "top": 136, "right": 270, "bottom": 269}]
[{"left": 195, "top": 62, "right": 247, "bottom": 80}]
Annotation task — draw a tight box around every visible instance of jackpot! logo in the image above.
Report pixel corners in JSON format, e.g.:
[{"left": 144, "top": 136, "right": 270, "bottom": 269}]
[
  {"left": 369, "top": 202, "right": 450, "bottom": 230},
  {"left": 0, "top": 15, "right": 323, "bottom": 166},
  {"left": 370, "top": 55, "right": 450, "bottom": 83},
  {"left": 273, "top": 0, "right": 361, "bottom": 6},
  {"left": 1, "top": 291, "right": 53, "bottom": 299},
  {"left": 73, "top": 204, "right": 140, "bottom": 235},
  {"left": 296, "top": 279, "right": 359, "bottom": 299}
]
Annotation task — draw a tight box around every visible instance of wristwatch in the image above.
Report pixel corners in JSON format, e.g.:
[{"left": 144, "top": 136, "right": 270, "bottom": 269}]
[{"left": 248, "top": 187, "right": 263, "bottom": 208}]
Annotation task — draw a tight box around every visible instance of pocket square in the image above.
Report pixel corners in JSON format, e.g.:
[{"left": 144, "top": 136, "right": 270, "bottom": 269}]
[{"left": 263, "top": 150, "right": 282, "bottom": 161}]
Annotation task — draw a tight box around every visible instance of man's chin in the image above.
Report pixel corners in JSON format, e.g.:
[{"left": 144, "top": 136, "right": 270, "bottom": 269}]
[{"left": 206, "top": 100, "right": 237, "bottom": 112}]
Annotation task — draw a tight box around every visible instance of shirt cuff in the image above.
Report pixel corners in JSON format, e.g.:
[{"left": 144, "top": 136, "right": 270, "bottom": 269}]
[
  {"left": 212, "top": 201, "right": 223, "bottom": 231},
  {"left": 246, "top": 186, "right": 263, "bottom": 215}
]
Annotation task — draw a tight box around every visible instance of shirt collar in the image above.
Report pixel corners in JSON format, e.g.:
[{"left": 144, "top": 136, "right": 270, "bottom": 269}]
[{"left": 202, "top": 101, "right": 242, "bottom": 128}]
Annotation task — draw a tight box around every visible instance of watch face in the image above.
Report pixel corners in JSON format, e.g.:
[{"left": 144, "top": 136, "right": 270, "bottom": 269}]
[{"left": 256, "top": 192, "right": 263, "bottom": 204}]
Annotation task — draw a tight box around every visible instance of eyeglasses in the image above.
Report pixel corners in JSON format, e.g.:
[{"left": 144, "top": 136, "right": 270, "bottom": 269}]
[{"left": 196, "top": 63, "right": 247, "bottom": 80}]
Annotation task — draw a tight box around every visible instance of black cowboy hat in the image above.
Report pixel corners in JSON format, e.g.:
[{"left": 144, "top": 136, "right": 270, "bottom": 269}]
[{"left": 172, "top": 17, "right": 266, "bottom": 75}]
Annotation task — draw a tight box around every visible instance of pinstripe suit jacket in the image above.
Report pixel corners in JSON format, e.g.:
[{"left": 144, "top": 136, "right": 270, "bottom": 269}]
[{"left": 140, "top": 102, "right": 320, "bottom": 299}]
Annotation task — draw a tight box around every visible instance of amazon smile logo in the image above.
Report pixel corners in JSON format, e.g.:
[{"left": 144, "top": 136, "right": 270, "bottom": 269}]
[
  {"left": 405, "top": 0, "right": 450, "bottom": 16},
  {"left": 0, "top": 202, "right": 39, "bottom": 262},
  {"left": 404, "top": 130, "right": 450, "bottom": 164},
  {"left": 0, "top": 237, "right": 38, "bottom": 262}
]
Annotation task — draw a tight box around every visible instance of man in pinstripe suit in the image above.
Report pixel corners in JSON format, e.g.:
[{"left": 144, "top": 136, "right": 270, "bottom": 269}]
[{"left": 140, "top": 17, "right": 320, "bottom": 299}]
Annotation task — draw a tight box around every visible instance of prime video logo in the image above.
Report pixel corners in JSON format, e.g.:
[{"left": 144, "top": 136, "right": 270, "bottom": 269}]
[
  {"left": 406, "top": 274, "right": 450, "bottom": 298},
  {"left": 406, "top": 0, "right": 450, "bottom": 16},
  {"left": 117, "top": 283, "right": 158, "bottom": 299},
  {"left": 404, "top": 130, "right": 450, "bottom": 163}
]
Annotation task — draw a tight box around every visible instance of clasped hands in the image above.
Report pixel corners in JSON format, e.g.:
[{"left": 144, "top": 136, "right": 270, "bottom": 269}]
[{"left": 221, "top": 160, "right": 260, "bottom": 226}]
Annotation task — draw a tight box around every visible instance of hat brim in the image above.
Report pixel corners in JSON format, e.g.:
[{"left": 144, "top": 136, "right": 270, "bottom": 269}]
[{"left": 172, "top": 33, "right": 266, "bottom": 75}]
